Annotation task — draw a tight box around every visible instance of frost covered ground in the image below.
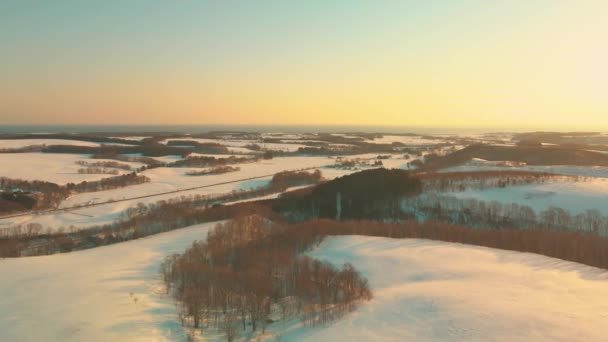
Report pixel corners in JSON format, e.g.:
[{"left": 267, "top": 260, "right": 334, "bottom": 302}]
[
  {"left": 0, "top": 154, "right": 413, "bottom": 231},
  {"left": 443, "top": 161, "right": 608, "bottom": 178},
  {"left": 2, "top": 230, "right": 607, "bottom": 341},
  {"left": 271, "top": 236, "right": 608, "bottom": 342},
  {"left": 442, "top": 178, "right": 608, "bottom": 216},
  {"left": 0, "top": 139, "right": 102, "bottom": 148},
  {"left": 0, "top": 153, "right": 143, "bottom": 184},
  {"left": 0, "top": 222, "right": 216, "bottom": 342}
]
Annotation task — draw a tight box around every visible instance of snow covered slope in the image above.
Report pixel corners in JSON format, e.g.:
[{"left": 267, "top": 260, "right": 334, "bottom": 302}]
[
  {"left": 0, "top": 222, "right": 216, "bottom": 342},
  {"left": 2, "top": 230, "right": 607, "bottom": 341},
  {"left": 272, "top": 236, "right": 608, "bottom": 342},
  {"left": 0, "top": 153, "right": 143, "bottom": 184},
  {"left": 445, "top": 178, "right": 608, "bottom": 216}
]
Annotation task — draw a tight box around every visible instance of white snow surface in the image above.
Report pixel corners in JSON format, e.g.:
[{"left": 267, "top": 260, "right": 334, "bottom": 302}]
[
  {"left": 0, "top": 139, "right": 101, "bottom": 148},
  {"left": 0, "top": 153, "right": 141, "bottom": 185},
  {"left": 443, "top": 163, "right": 608, "bottom": 178},
  {"left": 0, "top": 156, "right": 350, "bottom": 231},
  {"left": 2, "top": 231, "right": 607, "bottom": 341},
  {"left": 0, "top": 222, "right": 216, "bottom": 342},
  {"left": 369, "top": 135, "right": 445, "bottom": 145},
  {"left": 270, "top": 236, "right": 608, "bottom": 342},
  {"left": 444, "top": 178, "right": 608, "bottom": 216}
]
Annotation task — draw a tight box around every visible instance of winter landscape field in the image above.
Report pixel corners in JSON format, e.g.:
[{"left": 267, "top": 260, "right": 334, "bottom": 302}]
[
  {"left": 4, "top": 1, "right": 608, "bottom": 341},
  {"left": 2, "top": 130, "right": 608, "bottom": 342}
]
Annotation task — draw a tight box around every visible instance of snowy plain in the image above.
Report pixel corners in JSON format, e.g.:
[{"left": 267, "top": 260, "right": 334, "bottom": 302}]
[
  {"left": 273, "top": 236, "right": 608, "bottom": 342},
  {"left": 442, "top": 161, "right": 608, "bottom": 179},
  {"left": 0, "top": 222, "right": 216, "bottom": 342},
  {"left": 0, "top": 155, "right": 354, "bottom": 231},
  {"left": 0, "top": 153, "right": 143, "bottom": 185},
  {"left": 0, "top": 139, "right": 101, "bottom": 149},
  {"left": 443, "top": 178, "right": 608, "bottom": 216},
  {"left": 2, "top": 229, "right": 608, "bottom": 341}
]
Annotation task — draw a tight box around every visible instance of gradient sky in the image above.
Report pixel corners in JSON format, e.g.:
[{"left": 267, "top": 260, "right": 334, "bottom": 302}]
[{"left": 1, "top": 1, "right": 607, "bottom": 129}]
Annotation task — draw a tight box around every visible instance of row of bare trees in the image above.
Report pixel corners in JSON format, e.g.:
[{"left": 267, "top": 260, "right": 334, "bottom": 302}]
[
  {"left": 403, "top": 194, "right": 608, "bottom": 237},
  {"left": 161, "top": 216, "right": 372, "bottom": 341},
  {"left": 0, "top": 173, "right": 150, "bottom": 215},
  {"left": 286, "top": 219, "right": 608, "bottom": 270},
  {"left": 0, "top": 170, "right": 325, "bottom": 256},
  {"left": 185, "top": 166, "right": 240, "bottom": 176},
  {"left": 77, "top": 167, "right": 120, "bottom": 175},
  {"left": 418, "top": 170, "right": 584, "bottom": 192},
  {"left": 75, "top": 160, "right": 132, "bottom": 170}
]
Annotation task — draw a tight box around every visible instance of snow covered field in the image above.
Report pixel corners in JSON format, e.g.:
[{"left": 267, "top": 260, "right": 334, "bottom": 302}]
[
  {"left": 369, "top": 135, "right": 446, "bottom": 146},
  {"left": 443, "top": 161, "right": 608, "bottom": 178},
  {"left": 0, "top": 153, "right": 142, "bottom": 185},
  {"left": 444, "top": 178, "right": 608, "bottom": 216},
  {"left": 0, "top": 139, "right": 101, "bottom": 149},
  {"left": 0, "top": 222, "right": 216, "bottom": 342},
  {"left": 273, "top": 236, "right": 608, "bottom": 342},
  {"left": 2, "top": 230, "right": 607, "bottom": 341},
  {"left": 0, "top": 156, "right": 357, "bottom": 231},
  {"left": 160, "top": 137, "right": 311, "bottom": 153}
]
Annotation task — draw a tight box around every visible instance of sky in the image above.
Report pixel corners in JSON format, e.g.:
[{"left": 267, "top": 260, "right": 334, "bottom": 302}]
[{"left": 1, "top": 1, "right": 607, "bottom": 130}]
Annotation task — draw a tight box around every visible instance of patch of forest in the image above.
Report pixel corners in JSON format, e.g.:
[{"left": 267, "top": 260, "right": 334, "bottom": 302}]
[
  {"left": 185, "top": 166, "right": 241, "bottom": 176},
  {"left": 273, "top": 168, "right": 422, "bottom": 221},
  {"left": 168, "top": 155, "right": 256, "bottom": 168},
  {"left": 0, "top": 172, "right": 149, "bottom": 215},
  {"left": 41, "top": 144, "right": 192, "bottom": 157},
  {"left": 161, "top": 216, "right": 372, "bottom": 340},
  {"left": 0, "top": 133, "right": 142, "bottom": 145},
  {"left": 420, "top": 144, "right": 608, "bottom": 170}
]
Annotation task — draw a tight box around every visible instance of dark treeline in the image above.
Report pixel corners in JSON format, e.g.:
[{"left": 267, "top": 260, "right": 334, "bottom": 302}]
[
  {"left": 75, "top": 160, "right": 132, "bottom": 171},
  {"left": 168, "top": 155, "right": 256, "bottom": 168},
  {"left": 0, "top": 173, "right": 149, "bottom": 214},
  {"left": 42, "top": 144, "right": 191, "bottom": 157},
  {"left": 274, "top": 169, "right": 422, "bottom": 221},
  {"left": 420, "top": 143, "right": 608, "bottom": 171},
  {"left": 0, "top": 133, "right": 142, "bottom": 146},
  {"left": 161, "top": 216, "right": 372, "bottom": 340},
  {"left": 418, "top": 170, "right": 581, "bottom": 192},
  {"left": 166, "top": 140, "right": 231, "bottom": 154},
  {"left": 186, "top": 166, "right": 241, "bottom": 176}
]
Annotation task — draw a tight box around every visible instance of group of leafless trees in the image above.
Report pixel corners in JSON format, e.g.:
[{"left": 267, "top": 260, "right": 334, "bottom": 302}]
[
  {"left": 160, "top": 216, "right": 372, "bottom": 340},
  {"left": 185, "top": 166, "right": 240, "bottom": 176},
  {"left": 0, "top": 173, "right": 150, "bottom": 215},
  {"left": 403, "top": 194, "right": 608, "bottom": 237},
  {"left": 77, "top": 167, "right": 120, "bottom": 175},
  {"left": 419, "top": 170, "right": 584, "bottom": 192},
  {"left": 169, "top": 155, "right": 256, "bottom": 168},
  {"left": 270, "top": 169, "right": 322, "bottom": 188},
  {"left": 75, "top": 160, "right": 132, "bottom": 171},
  {"left": 0, "top": 170, "right": 325, "bottom": 256}
]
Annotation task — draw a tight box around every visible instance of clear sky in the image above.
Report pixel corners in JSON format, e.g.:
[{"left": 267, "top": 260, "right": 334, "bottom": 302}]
[{"left": 1, "top": 1, "right": 607, "bottom": 130}]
